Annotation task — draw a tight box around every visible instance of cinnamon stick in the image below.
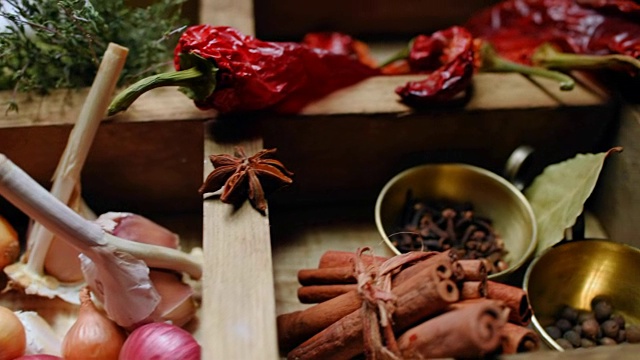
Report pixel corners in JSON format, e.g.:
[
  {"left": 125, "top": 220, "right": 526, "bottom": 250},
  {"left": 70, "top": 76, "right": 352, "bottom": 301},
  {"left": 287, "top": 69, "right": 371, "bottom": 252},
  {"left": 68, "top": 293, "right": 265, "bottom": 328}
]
[
  {"left": 277, "top": 290, "right": 362, "bottom": 353},
  {"left": 460, "top": 280, "right": 487, "bottom": 300},
  {"left": 487, "top": 281, "right": 532, "bottom": 326},
  {"left": 298, "top": 266, "right": 356, "bottom": 285},
  {"left": 390, "top": 250, "right": 455, "bottom": 286},
  {"left": 286, "top": 274, "right": 459, "bottom": 359},
  {"left": 500, "top": 322, "right": 540, "bottom": 354},
  {"left": 297, "top": 284, "right": 357, "bottom": 303},
  {"left": 397, "top": 301, "right": 507, "bottom": 359},
  {"left": 318, "top": 250, "right": 388, "bottom": 268},
  {"left": 458, "top": 259, "right": 488, "bottom": 281}
]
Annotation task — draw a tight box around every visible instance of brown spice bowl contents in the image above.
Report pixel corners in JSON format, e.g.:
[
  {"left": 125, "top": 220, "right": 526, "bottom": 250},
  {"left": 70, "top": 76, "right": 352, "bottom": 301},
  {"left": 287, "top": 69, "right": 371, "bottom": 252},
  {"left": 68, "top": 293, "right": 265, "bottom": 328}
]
[
  {"left": 375, "top": 163, "right": 537, "bottom": 282},
  {"left": 523, "top": 239, "right": 640, "bottom": 351}
]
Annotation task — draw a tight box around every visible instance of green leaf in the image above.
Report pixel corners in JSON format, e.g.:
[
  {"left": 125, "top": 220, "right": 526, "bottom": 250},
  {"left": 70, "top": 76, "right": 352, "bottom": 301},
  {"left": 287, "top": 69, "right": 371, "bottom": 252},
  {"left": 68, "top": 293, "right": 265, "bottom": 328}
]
[{"left": 524, "top": 147, "right": 622, "bottom": 256}]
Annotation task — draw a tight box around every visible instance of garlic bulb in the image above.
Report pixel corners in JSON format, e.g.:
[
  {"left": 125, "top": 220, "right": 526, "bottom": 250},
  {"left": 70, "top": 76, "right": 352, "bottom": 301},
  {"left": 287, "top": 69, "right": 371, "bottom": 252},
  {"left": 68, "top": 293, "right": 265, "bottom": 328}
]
[{"left": 13, "top": 311, "right": 62, "bottom": 356}]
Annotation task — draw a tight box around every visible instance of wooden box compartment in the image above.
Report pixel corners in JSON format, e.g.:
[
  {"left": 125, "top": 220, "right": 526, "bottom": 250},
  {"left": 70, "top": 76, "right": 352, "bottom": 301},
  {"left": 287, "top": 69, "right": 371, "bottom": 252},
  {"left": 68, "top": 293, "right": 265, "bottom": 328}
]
[{"left": 0, "top": 89, "right": 213, "bottom": 344}]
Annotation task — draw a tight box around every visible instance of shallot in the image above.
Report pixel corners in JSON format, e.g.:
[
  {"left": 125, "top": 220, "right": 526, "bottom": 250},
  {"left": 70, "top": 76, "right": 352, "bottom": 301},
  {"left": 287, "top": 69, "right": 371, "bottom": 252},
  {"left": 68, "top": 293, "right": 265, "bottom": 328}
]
[
  {"left": 0, "top": 305, "right": 26, "bottom": 360},
  {"left": 119, "top": 322, "right": 200, "bottom": 360},
  {"left": 61, "top": 288, "right": 125, "bottom": 360},
  {"left": 0, "top": 214, "right": 19, "bottom": 270}
]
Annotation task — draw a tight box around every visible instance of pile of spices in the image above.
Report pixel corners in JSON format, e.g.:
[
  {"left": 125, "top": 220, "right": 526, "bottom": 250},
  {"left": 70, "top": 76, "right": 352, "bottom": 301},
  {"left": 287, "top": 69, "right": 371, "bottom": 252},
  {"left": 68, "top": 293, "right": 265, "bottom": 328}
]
[
  {"left": 394, "top": 193, "right": 508, "bottom": 275},
  {"left": 546, "top": 296, "right": 640, "bottom": 349}
]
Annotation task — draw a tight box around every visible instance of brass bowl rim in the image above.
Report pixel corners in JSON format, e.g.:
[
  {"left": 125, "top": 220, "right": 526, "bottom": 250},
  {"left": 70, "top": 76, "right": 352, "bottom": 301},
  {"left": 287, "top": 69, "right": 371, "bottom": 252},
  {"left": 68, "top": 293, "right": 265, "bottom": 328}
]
[
  {"left": 523, "top": 238, "right": 640, "bottom": 351},
  {"left": 374, "top": 163, "right": 537, "bottom": 280}
]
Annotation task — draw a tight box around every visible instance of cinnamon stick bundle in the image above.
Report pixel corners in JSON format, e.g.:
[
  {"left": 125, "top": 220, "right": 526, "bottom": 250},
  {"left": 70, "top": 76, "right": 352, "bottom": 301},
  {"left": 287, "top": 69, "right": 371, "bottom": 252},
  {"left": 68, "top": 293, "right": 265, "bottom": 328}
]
[
  {"left": 278, "top": 251, "right": 456, "bottom": 352},
  {"left": 487, "top": 280, "right": 532, "bottom": 326},
  {"left": 397, "top": 301, "right": 508, "bottom": 359},
  {"left": 287, "top": 271, "right": 460, "bottom": 359},
  {"left": 297, "top": 284, "right": 357, "bottom": 303},
  {"left": 500, "top": 322, "right": 540, "bottom": 354}
]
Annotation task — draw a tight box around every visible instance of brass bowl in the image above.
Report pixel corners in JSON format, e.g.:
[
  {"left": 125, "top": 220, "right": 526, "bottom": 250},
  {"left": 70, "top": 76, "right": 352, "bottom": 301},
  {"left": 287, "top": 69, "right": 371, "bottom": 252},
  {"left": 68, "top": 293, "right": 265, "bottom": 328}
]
[
  {"left": 524, "top": 239, "right": 640, "bottom": 351},
  {"left": 374, "top": 164, "right": 537, "bottom": 281}
]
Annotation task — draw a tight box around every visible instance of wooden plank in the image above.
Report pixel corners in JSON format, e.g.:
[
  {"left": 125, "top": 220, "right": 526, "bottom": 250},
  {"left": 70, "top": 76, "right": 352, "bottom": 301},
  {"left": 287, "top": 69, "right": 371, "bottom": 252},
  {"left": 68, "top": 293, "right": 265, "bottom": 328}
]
[
  {"left": 299, "top": 73, "right": 559, "bottom": 115},
  {"left": 0, "top": 87, "right": 216, "bottom": 128},
  {"left": 591, "top": 104, "right": 640, "bottom": 248},
  {"left": 201, "top": 123, "right": 279, "bottom": 359},
  {"left": 199, "top": 0, "right": 255, "bottom": 35},
  {"left": 527, "top": 76, "right": 605, "bottom": 106}
]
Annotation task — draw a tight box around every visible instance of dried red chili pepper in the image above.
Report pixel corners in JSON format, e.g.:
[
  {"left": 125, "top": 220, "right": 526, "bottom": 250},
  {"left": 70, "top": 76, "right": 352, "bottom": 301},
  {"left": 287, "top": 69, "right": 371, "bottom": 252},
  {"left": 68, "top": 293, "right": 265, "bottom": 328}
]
[
  {"left": 381, "top": 26, "right": 476, "bottom": 106},
  {"left": 301, "top": 32, "right": 378, "bottom": 68},
  {"left": 108, "top": 26, "right": 379, "bottom": 115},
  {"left": 466, "top": 0, "right": 640, "bottom": 65}
]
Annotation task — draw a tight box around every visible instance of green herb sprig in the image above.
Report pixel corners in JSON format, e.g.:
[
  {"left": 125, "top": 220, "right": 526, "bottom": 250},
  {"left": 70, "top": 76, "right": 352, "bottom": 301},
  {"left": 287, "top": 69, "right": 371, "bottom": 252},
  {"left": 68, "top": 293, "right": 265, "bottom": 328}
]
[{"left": 0, "top": 0, "right": 186, "bottom": 112}]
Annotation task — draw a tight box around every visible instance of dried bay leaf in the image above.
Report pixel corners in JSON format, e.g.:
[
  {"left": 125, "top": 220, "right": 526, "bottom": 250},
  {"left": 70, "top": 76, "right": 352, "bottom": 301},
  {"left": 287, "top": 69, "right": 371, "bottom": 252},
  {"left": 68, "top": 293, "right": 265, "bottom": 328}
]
[{"left": 524, "top": 147, "right": 622, "bottom": 256}]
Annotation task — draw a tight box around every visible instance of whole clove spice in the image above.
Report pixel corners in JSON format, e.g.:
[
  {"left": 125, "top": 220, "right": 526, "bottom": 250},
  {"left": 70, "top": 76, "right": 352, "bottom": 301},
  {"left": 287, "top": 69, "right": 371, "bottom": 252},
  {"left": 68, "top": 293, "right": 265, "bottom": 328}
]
[{"left": 394, "top": 194, "right": 508, "bottom": 275}]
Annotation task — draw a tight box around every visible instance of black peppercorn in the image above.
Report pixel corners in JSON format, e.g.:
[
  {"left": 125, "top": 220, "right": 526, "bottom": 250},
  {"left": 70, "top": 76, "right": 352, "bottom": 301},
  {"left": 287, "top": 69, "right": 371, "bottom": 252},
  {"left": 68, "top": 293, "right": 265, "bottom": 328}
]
[
  {"left": 581, "top": 319, "right": 600, "bottom": 340},
  {"left": 556, "top": 318, "right": 573, "bottom": 333},
  {"left": 591, "top": 296, "right": 613, "bottom": 322},
  {"left": 617, "top": 329, "right": 626, "bottom": 343},
  {"left": 599, "top": 337, "right": 617, "bottom": 346},
  {"left": 626, "top": 324, "right": 640, "bottom": 343},
  {"left": 563, "top": 330, "right": 581, "bottom": 347},
  {"left": 545, "top": 325, "right": 562, "bottom": 340},
  {"left": 611, "top": 314, "right": 626, "bottom": 329},
  {"left": 601, "top": 319, "right": 620, "bottom": 339},
  {"left": 559, "top": 305, "right": 579, "bottom": 323},
  {"left": 577, "top": 311, "right": 596, "bottom": 324},
  {"left": 580, "top": 338, "right": 596, "bottom": 348},
  {"left": 572, "top": 324, "right": 582, "bottom": 336},
  {"left": 555, "top": 338, "right": 574, "bottom": 350}
]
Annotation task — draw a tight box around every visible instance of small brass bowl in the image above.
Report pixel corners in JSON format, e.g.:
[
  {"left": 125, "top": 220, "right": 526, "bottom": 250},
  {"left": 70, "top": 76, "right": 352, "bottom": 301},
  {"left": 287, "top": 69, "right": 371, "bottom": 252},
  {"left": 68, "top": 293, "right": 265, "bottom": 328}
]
[
  {"left": 524, "top": 239, "right": 640, "bottom": 351},
  {"left": 374, "top": 164, "right": 537, "bottom": 281}
]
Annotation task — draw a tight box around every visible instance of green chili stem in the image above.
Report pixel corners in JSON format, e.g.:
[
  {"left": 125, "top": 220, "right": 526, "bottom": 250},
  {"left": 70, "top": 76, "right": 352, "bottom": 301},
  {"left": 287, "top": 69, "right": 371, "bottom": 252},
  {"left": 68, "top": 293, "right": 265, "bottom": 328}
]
[
  {"left": 480, "top": 43, "right": 575, "bottom": 91},
  {"left": 378, "top": 39, "right": 415, "bottom": 68},
  {"left": 532, "top": 43, "right": 640, "bottom": 73},
  {"left": 108, "top": 67, "right": 204, "bottom": 116}
]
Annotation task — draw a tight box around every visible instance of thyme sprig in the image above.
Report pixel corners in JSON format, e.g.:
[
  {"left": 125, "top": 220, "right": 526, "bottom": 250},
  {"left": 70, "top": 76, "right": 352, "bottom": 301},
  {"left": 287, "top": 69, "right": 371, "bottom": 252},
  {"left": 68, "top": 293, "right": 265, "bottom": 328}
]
[{"left": 0, "top": 0, "right": 186, "bottom": 112}]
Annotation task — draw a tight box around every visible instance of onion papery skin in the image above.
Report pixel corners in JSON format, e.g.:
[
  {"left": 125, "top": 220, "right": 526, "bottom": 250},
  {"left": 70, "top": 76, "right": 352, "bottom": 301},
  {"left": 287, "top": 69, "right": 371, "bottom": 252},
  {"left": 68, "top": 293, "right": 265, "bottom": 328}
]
[
  {"left": 0, "top": 305, "right": 26, "bottom": 360},
  {"left": 119, "top": 323, "right": 200, "bottom": 360},
  {"left": 61, "top": 288, "right": 126, "bottom": 360}
]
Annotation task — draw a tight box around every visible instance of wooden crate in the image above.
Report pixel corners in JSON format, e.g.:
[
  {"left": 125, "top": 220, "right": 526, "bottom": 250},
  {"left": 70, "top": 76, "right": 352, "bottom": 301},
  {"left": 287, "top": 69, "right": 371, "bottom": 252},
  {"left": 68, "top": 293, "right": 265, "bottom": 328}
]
[{"left": 0, "top": 1, "right": 635, "bottom": 359}]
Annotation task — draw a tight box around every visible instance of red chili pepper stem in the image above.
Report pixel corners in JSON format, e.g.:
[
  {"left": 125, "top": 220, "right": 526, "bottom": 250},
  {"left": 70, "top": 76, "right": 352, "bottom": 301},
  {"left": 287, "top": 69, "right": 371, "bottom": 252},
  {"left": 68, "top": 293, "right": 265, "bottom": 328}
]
[
  {"left": 532, "top": 43, "right": 640, "bottom": 75},
  {"left": 108, "top": 53, "right": 218, "bottom": 116},
  {"left": 377, "top": 38, "right": 415, "bottom": 68},
  {"left": 479, "top": 43, "right": 575, "bottom": 91}
]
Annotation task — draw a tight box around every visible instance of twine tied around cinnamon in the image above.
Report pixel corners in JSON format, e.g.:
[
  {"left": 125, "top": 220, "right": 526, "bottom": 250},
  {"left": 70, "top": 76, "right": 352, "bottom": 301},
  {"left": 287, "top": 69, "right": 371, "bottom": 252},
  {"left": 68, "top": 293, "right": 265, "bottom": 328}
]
[{"left": 354, "top": 247, "right": 437, "bottom": 360}]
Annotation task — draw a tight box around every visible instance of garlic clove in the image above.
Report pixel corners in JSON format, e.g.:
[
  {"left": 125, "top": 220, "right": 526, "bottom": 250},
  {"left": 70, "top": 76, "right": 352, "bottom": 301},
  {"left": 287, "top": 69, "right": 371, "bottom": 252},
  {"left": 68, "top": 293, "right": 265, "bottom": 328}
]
[
  {"left": 79, "top": 248, "right": 161, "bottom": 329},
  {"left": 0, "top": 214, "right": 20, "bottom": 270},
  {"left": 13, "top": 311, "right": 62, "bottom": 356},
  {"left": 149, "top": 270, "right": 196, "bottom": 327},
  {"left": 96, "top": 212, "right": 179, "bottom": 249},
  {"left": 43, "top": 238, "right": 83, "bottom": 283},
  {"left": 42, "top": 191, "right": 96, "bottom": 284}
]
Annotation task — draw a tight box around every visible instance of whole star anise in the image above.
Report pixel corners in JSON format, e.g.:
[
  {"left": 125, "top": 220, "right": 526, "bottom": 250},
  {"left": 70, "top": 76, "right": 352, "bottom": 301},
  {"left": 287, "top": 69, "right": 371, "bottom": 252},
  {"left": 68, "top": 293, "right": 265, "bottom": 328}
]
[{"left": 199, "top": 147, "right": 293, "bottom": 212}]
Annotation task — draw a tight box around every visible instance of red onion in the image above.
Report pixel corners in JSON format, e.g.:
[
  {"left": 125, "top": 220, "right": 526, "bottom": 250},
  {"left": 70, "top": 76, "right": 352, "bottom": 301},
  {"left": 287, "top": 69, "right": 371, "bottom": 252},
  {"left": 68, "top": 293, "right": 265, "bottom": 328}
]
[
  {"left": 14, "top": 356, "right": 62, "bottom": 360},
  {"left": 119, "top": 323, "right": 200, "bottom": 360}
]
